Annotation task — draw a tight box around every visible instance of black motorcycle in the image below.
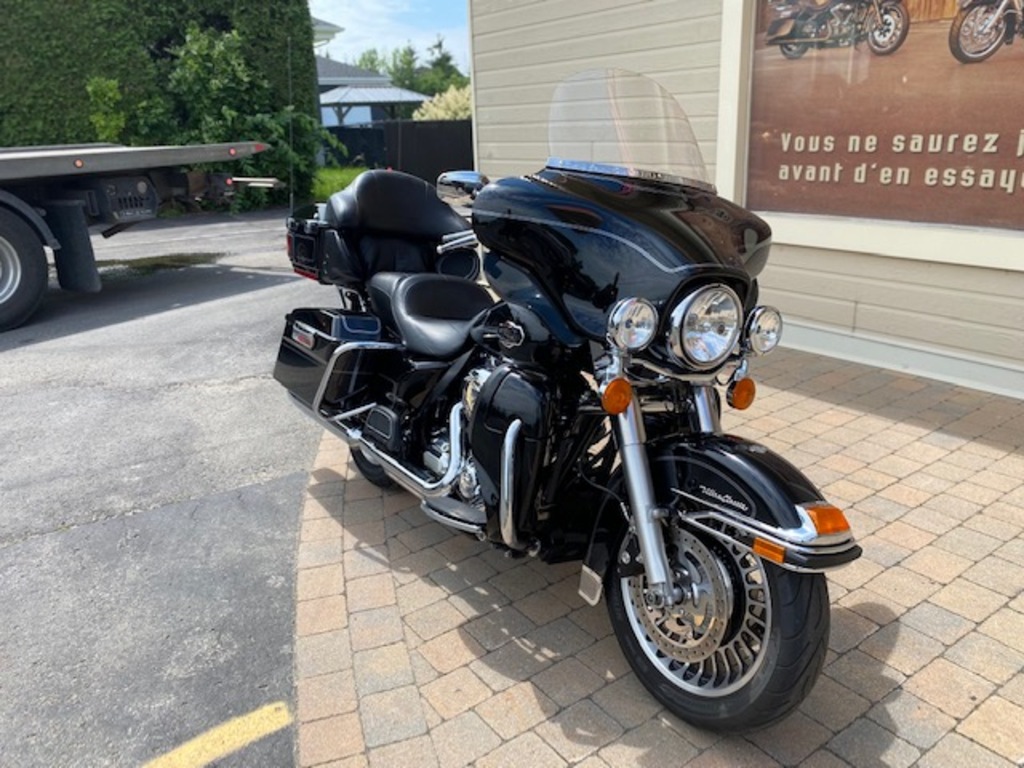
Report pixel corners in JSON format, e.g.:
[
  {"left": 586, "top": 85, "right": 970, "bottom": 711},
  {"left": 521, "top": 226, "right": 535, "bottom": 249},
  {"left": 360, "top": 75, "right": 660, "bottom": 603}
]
[
  {"left": 273, "top": 70, "right": 861, "bottom": 731},
  {"left": 949, "top": 0, "right": 1023, "bottom": 62},
  {"left": 766, "top": 0, "right": 910, "bottom": 58}
]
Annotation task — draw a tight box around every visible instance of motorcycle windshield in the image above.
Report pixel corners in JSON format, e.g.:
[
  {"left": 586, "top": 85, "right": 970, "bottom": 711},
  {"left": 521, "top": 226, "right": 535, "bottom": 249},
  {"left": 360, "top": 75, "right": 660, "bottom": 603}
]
[{"left": 547, "top": 69, "right": 713, "bottom": 191}]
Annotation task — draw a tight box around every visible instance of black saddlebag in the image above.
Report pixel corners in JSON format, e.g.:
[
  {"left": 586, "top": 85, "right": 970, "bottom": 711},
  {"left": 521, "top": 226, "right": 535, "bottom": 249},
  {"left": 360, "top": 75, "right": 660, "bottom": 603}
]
[{"left": 273, "top": 308, "right": 384, "bottom": 410}]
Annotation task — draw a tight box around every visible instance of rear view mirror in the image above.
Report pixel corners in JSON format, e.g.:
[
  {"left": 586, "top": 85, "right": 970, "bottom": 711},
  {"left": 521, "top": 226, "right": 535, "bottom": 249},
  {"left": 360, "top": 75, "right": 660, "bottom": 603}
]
[{"left": 436, "top": 170, "right": 489, "bottom": 207}]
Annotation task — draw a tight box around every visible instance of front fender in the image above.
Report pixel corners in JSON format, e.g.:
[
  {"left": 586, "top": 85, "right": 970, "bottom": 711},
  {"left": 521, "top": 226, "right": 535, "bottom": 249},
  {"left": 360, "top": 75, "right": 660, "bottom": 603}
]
[{"left": 650, "top": 434, "right": 862, "bottom": 572}]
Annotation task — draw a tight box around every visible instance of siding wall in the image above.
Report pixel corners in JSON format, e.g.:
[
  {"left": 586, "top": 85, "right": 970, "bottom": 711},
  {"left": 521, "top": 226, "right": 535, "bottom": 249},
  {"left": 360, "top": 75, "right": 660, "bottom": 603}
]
[
  {"left": 468, "top": 0, "right": 1024, "bottom": 396},
  {"left": 470, "top": 0, "right": 723, "bottom": 179},
  {"left": 761, "top": 246, "right": 1024, "bottom": 370}
]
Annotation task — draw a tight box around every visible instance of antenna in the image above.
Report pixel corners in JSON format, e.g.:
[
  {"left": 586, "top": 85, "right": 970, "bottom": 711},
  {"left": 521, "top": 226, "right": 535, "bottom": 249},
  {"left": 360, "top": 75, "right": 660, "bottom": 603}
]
[{"left": 288, "top": 35, "right": 295, "bottom": 210}]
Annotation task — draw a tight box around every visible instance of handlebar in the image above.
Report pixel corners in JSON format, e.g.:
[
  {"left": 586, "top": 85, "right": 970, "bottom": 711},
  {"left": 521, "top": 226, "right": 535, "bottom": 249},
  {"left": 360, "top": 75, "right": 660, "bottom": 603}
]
[{"left": 437, "top": 231, "right": 479, "bottom": 254}]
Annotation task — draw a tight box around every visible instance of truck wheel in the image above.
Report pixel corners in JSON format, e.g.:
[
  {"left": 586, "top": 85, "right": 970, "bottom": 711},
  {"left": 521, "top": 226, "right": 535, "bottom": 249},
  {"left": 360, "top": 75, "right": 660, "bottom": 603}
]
[{"left": 0, "top": 208, "right": 48, "bottom": 331}]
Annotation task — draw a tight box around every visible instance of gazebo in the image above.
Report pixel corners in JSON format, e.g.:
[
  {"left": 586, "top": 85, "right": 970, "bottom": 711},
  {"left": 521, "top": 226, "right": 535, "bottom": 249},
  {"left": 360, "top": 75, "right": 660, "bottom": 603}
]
[{"left": 319, "top": 84, "right": 430, "bottom": 123}]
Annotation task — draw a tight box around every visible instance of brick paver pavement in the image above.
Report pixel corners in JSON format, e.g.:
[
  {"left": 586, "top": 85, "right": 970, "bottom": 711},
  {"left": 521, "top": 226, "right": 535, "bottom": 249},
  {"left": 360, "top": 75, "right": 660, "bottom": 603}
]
[{"left": 293, "top": 348, "right": 1024, "bottom": 767}]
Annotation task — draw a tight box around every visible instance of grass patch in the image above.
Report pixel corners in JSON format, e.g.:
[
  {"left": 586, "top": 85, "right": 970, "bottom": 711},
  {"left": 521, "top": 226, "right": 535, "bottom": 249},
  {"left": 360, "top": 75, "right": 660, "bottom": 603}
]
[{"left": 313, "top": 167, "right": 367, "bottom": 201}]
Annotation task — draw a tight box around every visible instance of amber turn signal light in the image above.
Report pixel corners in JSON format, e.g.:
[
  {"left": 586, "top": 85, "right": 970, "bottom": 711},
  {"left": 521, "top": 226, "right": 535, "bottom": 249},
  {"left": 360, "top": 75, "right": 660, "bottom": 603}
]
[
  {"left": 727, "top": 377, "right": 756, "bottom": 410},
  {"left": 753, "top": 538, "right": 786, "bottom": 564},
  {"left": 806, "top": 504, "right": 851, "bottom": 535},
  {"left": 601, "top": 378, "right": 634, "bottom": 415}
]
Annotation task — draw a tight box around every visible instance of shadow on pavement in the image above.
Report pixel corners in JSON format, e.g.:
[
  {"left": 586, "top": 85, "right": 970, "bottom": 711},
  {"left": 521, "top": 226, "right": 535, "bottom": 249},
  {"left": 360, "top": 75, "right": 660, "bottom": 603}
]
[{"left": 0, "top": 261, "right": 303, "bottom": 350}]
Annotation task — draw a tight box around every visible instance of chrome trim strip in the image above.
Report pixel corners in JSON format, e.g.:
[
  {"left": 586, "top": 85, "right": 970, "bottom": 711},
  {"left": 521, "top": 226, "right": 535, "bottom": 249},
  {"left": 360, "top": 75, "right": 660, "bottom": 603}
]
[
  {"left": 500, "top": 420, "right": 523, "bottom": 550},
  {"left": 545, "top": 157, "right": 716, "bottom": 193},
  {"left": 679, "top": 514, "right": 856, "bottom": 573},
  {"left": 672, "top": 488, "right": 859, "bottom": 553}
]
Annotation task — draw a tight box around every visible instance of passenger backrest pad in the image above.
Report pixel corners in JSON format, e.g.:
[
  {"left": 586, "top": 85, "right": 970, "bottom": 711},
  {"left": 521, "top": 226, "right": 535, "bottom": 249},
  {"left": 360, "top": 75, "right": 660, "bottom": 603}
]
[{"left": 324, "top": 169, "right": 470, "bottom": 240}]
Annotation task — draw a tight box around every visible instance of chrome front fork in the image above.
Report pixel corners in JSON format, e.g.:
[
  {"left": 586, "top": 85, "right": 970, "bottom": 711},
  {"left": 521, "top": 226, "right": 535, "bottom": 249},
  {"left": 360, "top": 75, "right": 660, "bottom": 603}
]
[{"left": 613, "top": 383, "right": 721, "bottom": 607}]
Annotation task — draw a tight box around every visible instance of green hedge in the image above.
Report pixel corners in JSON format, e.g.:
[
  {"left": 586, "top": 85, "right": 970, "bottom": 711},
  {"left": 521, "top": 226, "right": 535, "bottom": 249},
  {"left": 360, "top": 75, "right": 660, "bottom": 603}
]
[{"left": 0, "top": 0, "right": 320, "bottom": 204}]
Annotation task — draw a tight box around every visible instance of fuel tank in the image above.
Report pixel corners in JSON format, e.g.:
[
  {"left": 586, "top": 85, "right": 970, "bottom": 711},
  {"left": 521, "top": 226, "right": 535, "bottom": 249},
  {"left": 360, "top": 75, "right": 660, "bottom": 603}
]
[{"left": 472, "top": 167, "right": 772, "bottom": 341}]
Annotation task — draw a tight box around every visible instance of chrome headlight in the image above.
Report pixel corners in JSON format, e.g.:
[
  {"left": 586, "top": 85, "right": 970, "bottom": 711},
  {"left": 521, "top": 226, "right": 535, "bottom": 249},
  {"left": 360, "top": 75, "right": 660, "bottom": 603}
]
[
  {"left": 746, "top": 306, "right": 783, "bottom": 355},
  {"left": 607, "top": 298, "right": 658, "bottom": 351},
  {"left": 669, "top": 285, "right": 742, "bottom": 368}
]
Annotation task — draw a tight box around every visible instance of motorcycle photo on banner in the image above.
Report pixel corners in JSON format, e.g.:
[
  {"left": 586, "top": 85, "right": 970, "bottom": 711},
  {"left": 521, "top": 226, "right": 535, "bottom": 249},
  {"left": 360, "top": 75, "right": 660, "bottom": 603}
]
[
  {"left": 949, "top": 0, "right": 1024, "bottom": 62},
  {"left": 273, "top": 70, "right": 861, "bottom": 731},
  {"left": 766, "top": 0, "right": 911, "bottom": 58}
]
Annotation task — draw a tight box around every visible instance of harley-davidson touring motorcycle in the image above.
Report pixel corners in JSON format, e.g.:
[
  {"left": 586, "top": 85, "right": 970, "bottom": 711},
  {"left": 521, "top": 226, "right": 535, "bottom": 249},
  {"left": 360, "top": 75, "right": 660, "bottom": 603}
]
[
  {"left": 949, "top": 0, "right": 1024, "bottom": 62},
  {"left": 765, "top": 0, "right": 910, "bottom": 58},
  {"left": 273, "top": 70, "right": 861, "bottom": 731}
]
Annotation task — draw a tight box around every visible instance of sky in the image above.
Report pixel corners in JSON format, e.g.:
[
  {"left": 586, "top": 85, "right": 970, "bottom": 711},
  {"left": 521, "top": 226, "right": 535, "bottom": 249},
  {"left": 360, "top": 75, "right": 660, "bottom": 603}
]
[{"left": 308, "top": 0, "right": 471, "bottom": 75}]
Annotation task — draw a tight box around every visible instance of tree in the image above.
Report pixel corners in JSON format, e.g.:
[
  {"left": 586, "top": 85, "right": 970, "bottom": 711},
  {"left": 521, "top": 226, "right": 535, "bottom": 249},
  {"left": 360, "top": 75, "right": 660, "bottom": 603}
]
[
  {"left": 355, "top": 49, "right": 387, "bottom": 74},
  {"left": 151, "top": 23, "right": 329, "bottom": 209},
  {"left": 0, "top": 0, "right": 322, "bottom": 205},
  {"left": 417, "top": 37, "right": 469, "bottom": 96},
  {"left": 355, "top": 37, "right": 468, "bottom": 97}
]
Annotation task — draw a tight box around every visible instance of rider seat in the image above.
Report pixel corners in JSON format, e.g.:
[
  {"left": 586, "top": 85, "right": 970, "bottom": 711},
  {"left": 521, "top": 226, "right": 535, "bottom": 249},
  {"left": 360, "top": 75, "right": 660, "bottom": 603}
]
[{"left": 367, "top": 272, "right": 494, "bottom": 360}]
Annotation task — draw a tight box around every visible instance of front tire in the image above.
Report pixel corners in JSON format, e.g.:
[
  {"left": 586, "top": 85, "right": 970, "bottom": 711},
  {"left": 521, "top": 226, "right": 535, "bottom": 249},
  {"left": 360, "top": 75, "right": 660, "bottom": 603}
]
[
  {"left": 866, "top": 2, "right": 910, "bottom": 55},
  {"left": 0, "top": 209, "right": 48, "bottom": 331},
  {"left": 949, "top": 3, "right": 1005, "bottom": 63},
  {"left": 605, "top": 523, "right": 829, "bottom": 731}
]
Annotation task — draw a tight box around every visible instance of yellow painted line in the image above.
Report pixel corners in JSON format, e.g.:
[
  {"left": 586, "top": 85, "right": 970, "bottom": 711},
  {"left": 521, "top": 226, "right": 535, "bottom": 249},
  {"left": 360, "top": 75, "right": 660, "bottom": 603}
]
[{"left": 143, "top": 701, "right": 293, "bottom": 768}]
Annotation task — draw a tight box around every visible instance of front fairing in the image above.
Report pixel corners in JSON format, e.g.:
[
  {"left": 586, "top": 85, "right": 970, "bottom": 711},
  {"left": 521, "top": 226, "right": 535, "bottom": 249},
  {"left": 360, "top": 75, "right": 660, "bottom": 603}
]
[
  {"left": 474, "top": 167, "right": 771, "bottom": 341},
  {"left": 473, "top": 68, "right": 772, "bottom": 343}
]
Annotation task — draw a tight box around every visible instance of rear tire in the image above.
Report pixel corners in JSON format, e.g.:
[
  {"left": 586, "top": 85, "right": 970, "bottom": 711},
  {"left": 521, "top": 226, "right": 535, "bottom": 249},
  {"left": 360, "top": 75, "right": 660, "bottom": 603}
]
[
  {"left": 0, "top": 208, "right": 48, "bottom": 331},
  {"left": 351, "top": 445, "right": 396, "bottom": 489},
  {"left": 779, "top": 42, "right": 809, "bottom": 59},
  {"left": 605, "top": 523, "right": 830, "bottom": 731},
  {"left": 949, "top": 3, "right": 1005, "bottom": 63}
]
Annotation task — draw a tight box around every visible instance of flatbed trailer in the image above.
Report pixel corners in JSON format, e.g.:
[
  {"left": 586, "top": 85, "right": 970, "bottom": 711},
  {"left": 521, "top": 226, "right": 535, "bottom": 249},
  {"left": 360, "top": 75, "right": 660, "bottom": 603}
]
[{"left": 0, "top": 140, "right": 267, "bottom": 330}]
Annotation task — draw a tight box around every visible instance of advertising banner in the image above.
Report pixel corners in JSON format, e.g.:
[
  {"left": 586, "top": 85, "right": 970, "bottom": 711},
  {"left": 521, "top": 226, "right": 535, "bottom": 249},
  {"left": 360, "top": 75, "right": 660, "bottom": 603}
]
[{"left": 746, "top": 1, "right": 1024, "bottom": 232}]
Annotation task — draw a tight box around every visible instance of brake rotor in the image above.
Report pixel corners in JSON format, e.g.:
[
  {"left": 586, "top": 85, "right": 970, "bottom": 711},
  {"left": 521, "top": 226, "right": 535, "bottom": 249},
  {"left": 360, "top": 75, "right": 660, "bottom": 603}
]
[{"left": 626, "top": 527, "right": 733, "bottom": 663}]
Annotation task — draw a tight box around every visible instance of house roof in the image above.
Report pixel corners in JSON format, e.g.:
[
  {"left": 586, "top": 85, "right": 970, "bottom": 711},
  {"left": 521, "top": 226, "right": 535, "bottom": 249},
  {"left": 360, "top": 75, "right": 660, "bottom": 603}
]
[
  {"left": 311, "top": 17, "right": 343, "bottom": 47},
  {"left": 315, "top": 56, "right": 389, "bottom": 87},
  {"left": 320, "top": 84, "right": 430, "bottom": 108}
]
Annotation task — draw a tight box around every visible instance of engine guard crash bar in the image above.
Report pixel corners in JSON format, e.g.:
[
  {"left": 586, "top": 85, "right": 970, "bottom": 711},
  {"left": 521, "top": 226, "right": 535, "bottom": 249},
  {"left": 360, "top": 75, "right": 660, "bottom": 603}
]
[
  {"left": 295, "top": 340, "right": 533, "bottom": 551},
  {"left": 298, "top": 340, "right": 465, "bottom": 501}
]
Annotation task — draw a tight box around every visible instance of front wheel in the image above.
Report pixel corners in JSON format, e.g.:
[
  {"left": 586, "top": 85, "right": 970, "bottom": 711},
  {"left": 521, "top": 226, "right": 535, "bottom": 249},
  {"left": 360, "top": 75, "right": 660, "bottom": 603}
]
[
  {"left": 949, "top": 3, "right": 1005, "bottom": 63},
  {"left": 605, "top": 523, "right": 829, "bottom": 731},
  {"left": 867, "top": 2, "right": 910, "bottom": 55}
]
